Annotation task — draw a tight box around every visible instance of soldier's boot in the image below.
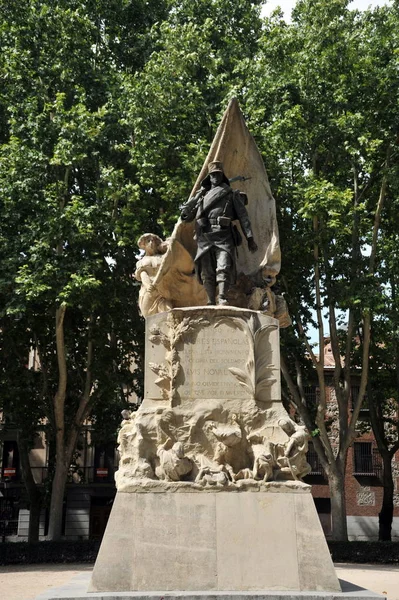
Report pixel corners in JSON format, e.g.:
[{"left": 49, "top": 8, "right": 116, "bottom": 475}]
[
  {"left": 203, "top": 280, "right": 216, "bottom": 305},
  {"left": 218, "top": 281, "right": 229, "bottom": 305}
]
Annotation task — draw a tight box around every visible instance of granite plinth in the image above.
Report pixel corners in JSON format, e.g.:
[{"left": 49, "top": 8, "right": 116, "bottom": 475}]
[
  {"left": 34, "top": 572, "right": 386, "bottom": 600},
  {"left": 89, "top": 489, "right": 340, "bottom": 594}
]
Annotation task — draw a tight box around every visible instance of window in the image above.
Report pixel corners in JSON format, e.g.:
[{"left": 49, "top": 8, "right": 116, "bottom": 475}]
[
  {"left": 313, "top": 498, "right": 331, "bottom": 536},
  {"left": 351, "top": 385, "right": 360, "bottom": 407},
  {"left": 350, "top": 385, "right": 368, "bottom": 413},
  {"left": 89, "top": 497, "right": 113, "bottom": 540},
  {"left": 304, "top": 386, "right": 318, "bottom": 405},
  {"left": 353, "top": 442, "right": 381, "bottom": 476},
  {"left": 306, "top": 442, "right": 325, "bottom": 476},
  {"left": 314, "top": 498, "right": 331, "bottom": 513}
]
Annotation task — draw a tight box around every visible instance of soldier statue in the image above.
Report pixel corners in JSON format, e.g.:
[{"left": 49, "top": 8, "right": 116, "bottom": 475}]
[{"left": 180, "top": 161, "right": 258, "bottom": 305}]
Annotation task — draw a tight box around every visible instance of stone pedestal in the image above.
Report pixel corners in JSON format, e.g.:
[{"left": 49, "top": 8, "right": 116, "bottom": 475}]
[
  {"left": 89, "top": 487, "right": 340, "bottom": 593},
  {"left": 89, "top": 308, "right": 340, "bottom": 594}
]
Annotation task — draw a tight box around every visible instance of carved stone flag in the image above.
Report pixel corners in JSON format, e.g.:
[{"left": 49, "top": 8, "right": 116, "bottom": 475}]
[{"left": 154, "top": 98, "right": 281, "bottom": 307}]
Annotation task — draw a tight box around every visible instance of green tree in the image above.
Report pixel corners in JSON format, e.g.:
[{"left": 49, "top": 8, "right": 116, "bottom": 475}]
[
  {"left": 366, "top": 189, "right": 399, "bottom": 541},
  {"left": 0, "top": 0, "right": 167, "bottom": 540},
  {"left": 0, "top": 0, "right": 264, "bottom": 540},
  {"left": 244, "top": 0, "right": 399, "bottom": 540},
  {"left": 124, "top": 0, "right": 264, "bottom": 231}
]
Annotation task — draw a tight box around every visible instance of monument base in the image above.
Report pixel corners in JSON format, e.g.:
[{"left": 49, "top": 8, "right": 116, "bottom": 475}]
[
  {"left": 35, "top": 579, "right": 386, "bottom": 600},
  {"left": 89, "top": 487, "right": 340, "bottom": 593}
]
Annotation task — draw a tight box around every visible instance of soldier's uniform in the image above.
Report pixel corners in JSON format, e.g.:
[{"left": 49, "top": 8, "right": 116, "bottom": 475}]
[{"left": 181, "top": 162, "right": 256, "bottom": 304}]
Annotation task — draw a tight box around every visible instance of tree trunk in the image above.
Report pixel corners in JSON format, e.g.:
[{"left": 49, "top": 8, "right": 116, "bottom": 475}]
[
  {"left": 48, "top": 303, "right": 68, "bottom": 541},
  {"left": 379, "top": 451, "right": 394, "bottom": 541},
  {"left": 328, "top": 466, "right": 348, "bottom": 541},
  {"left": 47, "top": 462, "right": 68, "bottom": 540},
  {"left": 17, "top": 433, "right": 43, "bottom": 543},
  {"left": 28, "top": 494, "right": 42, "bottom": 543}
]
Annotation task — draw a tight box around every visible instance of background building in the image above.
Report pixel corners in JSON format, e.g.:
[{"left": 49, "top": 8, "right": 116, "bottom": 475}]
[
  {"left": 304, "top": 340, "right": 399, "bottom": 541},
  {"left": 0, "top": 425, "right": 117, "bottom": 541},
  {"left": 1, "top": 339, "right": 398, "bottom": 541}
]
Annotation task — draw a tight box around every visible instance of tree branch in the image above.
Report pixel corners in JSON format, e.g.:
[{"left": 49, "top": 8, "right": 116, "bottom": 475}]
[
  {"left": 348, "top": 148, "right": 390, "bottom": 444},
  {"left": 66, "top": 314, "right": 95, "bottom": 458},
  {"left": 54, "top": 303, "right": 67, "bottom": 459},
  {"left": 313, "top": 216, "right": 325, "bottom": 359}
]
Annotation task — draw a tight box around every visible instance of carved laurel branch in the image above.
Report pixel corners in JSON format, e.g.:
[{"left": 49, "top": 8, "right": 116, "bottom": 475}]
[
  {"left": 148, "top": 327, "right": 170, "bottom": 349},
  {"left": 254, "top": 324, "right": 278, "bottom": 400},
  {"left": 215, "top": 316, "right": 277, "bottom": 400},
  {"left": 214, "top": 316, "right": 255, "bottom": 396},
  {"left": 149, "top": 314, "right": 210, "bottom": 400}
]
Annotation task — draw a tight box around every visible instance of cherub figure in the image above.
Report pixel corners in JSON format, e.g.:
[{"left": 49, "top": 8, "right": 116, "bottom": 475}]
[
  {"left": 251, "top": 443, "right": 275, "bottom": 482},
  {"left": 134, "top": 233, "right": 173, "bottom": 317},
  {"left": 276, "top": 417, "right": 311, "bottom": 481},
  {"left": 156, "top": 439, "right": 192, "bottom": 482},
  {"left": 194, "top": 450, "right": 233, "bottom": 486}
]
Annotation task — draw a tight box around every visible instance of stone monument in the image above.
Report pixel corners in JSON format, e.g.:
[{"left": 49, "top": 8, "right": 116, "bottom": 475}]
[{"left": 89, "top": 99, "right": 340, "bottom": 594}]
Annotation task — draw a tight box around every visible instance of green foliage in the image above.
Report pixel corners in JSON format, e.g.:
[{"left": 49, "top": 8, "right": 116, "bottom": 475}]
[
  {"left": 0, "top": 0, "right": 265, "bottom": 536},
  {"left": 124, "top": 0, "right": 264, "bottom": 231},
  {"left": 241, "top": 0, "right": 399, "bottom": 539},
  {"left": 0, "top": 0, "right": 172, "bottom": 420},
  {"left": 244, "top": 0, "right": 399, "bottom": 377},
  {"left": 1, "top": 0, "right": 399, "bottom": 541},
  {"left": 0, "top": 0, "right": 171, "bottom": 535}
]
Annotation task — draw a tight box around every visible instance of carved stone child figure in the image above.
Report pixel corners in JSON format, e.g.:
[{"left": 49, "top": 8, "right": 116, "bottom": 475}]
[
  {"left": 194, "top": 452, "right": 233, "bottom": 486},
  {"left": 117, "top": 413, "right": 155, "bottom": 480},
  {"left": 276, "top": 418, "right": 311, "bottom": 481},
  {"left": 251, "top": 443, "right": 275, "bottom": 482},
  {"left": 134, "top": 233, "right": 172, "bottom": 317},
  {"left": 156, "top": 439, "right": 192, "bottom": 482}
]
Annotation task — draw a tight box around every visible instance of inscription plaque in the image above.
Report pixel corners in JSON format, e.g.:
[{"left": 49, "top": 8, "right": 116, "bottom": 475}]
[
  {"left": 179, "top": 320, "right": 251, "bottom": 400},
  {"left": 144, "top": 307, "right": 280, "bottom": 405}
]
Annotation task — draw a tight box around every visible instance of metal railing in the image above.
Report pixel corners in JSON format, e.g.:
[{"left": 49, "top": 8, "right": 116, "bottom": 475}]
[
  {"left": 1, "top": 466, "right": 117, "bottom": 485},
  {"left": 304, "top": 386, "right": 318, "bottom": 406},
  {"left": 67, "top": 466, "right": 117, "bottom": 484},
  {"left": 0, "top": 499, "right": 19, "bottom": 541}
]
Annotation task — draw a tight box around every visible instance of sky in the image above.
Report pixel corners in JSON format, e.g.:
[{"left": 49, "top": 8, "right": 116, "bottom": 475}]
[{"left": 262, "top": 0, "right": 392, "bottom": 19}]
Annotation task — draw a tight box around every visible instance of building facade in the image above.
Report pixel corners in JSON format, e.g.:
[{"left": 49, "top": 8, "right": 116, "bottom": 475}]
[
  {"left": 303, "top": 340, "right": 399, "bottom": 541},
  {"left": 1, "top": 339, "right": 398, "bottom": 541},
  {"left": 0, "top": 427, "right": 117, "bottom": 541}
]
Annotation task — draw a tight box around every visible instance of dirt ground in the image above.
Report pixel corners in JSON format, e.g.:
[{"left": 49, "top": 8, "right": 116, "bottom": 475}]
[
  {"left": 335, "top": 563, "right": 399, "bottom": 600},
  {"left": 0, "top": 563, "right": 93, "bottom": 600},
  {"left": 0, "top": 562, "right": 398, "bottom": 600}
]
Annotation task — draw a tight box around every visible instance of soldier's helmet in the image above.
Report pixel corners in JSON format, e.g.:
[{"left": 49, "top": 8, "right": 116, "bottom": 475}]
[
  {"left": 201, "top": 160, "right": 230, "bottom": 188},
  {"left": 208, "top": 160, "right": 224, "bottom": 174}
]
